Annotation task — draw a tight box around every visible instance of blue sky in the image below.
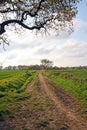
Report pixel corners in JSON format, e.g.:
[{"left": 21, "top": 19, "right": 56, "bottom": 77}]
[
  {"left": 0, "top": 0, "right": 87, "bottom": 67},
  {"left": 70, "top": 0, "right": 87, "bottom": 41}
]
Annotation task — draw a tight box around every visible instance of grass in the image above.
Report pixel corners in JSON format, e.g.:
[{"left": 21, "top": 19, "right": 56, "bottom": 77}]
[
  {"left": 1, "top": 69, "right": 86, "bottom": 129},
  {"left": 0, "top": 70, "right": 37, "bottom": 121},
  {"left": 0, "top": 70, "right": 24, "bottom": 79},
  {"left": 44, "top": 69, "right": 87, "bottom": 117}
]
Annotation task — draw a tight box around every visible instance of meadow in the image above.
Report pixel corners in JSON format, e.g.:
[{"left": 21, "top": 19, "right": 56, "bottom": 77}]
[
  {"left": 0, "top": 68, "right": 87, "bottom": 129},
  {"left": 0, "top": 68, "right": 87, "bottom": 122},
  {"left": 0, "top": 70, "right": 37, "bottom": 121},
  {"left": 44, "top": 68, "right": 87, "bottom": 117}
]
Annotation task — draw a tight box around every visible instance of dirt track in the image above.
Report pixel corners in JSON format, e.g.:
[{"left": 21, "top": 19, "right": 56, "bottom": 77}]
[
  {"left": 0, "top": 72, "right": 87, "bottom": 130},
  {"left": 38, "top": 73, "right": 87, "bottom": 130}
]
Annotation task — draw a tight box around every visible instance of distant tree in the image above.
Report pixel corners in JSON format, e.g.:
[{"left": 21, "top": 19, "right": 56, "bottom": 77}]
[
  {"left": 7, "top": 65, "right": 12, "bottom": 70},
  {"left": 41, "top": 59, "right": 53, "bottom": 69},
  {"left": 28, "top": 65, "right": 41, "bottom": 70},
  {"left": 0, "top": 0, "right": 81, "bottom": 45},
  {"left": 0, "top": 65, "right": 3, "bottom": 70},
  {"left": 18, "top": 65, "right": 23, "bottom": 70},
  {"left": 52, "top": 66, "right": 59, "bottom": 70}
]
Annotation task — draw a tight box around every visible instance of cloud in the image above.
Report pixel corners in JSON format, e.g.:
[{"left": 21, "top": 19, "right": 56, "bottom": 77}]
[
  {"left": 1, "top": 37, "right": 87, "bottom": 67},
  {"left": 53, "top": 39, "right": 87, "bottom": 67},
  {"left": 0, "top": 21, "right": 87, "bottom": 68},
  {"left": 58, "top": 39, "right": 87, "bottom": 58},
  {"left": 35, "top": 46, "right": 56, "bottom": 55},
  {"left": 1, "top": 31, "right": 59, "bottom": 67}
]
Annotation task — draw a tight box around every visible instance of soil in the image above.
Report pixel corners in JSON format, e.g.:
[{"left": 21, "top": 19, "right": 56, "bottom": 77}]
[
  {"left": 38, "top": 73, "right": 87, "bottom": 130},
  {"left": 0, "top": 73, "right": 87, "bottom": 130}
]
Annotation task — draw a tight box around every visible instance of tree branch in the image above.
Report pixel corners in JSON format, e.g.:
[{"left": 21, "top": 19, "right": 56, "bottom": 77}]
[
  {"left": 0, "top": 19, "right": 45, "bottom": 35},
  {"left": 0, "top": 0, "right": 81, "bottom": 36}
]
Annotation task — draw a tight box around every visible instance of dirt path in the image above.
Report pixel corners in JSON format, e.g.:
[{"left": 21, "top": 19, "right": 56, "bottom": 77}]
[
  {"left": 1, "top": 72, "right": 87, "bottom": 130},
  {"left": 38, "top": 73, "right": 87, "bottom": 130}
]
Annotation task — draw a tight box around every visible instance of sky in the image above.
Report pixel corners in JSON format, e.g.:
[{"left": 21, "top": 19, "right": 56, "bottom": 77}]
[{"left": 0, "top": 0, "right": 87, "bottom": 67}]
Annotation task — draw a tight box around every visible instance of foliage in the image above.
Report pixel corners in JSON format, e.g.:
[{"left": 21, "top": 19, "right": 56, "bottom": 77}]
[
  {"left": 0, "top": 0, "right": 81, "bottom": 44},
  {"left": 41, "top": 59, "right": 53, "bottom": 69}
]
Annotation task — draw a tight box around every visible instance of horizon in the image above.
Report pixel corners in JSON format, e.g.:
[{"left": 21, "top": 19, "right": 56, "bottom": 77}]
[{"left": 1, "top": 64, "right": 87, "bottom": 69}]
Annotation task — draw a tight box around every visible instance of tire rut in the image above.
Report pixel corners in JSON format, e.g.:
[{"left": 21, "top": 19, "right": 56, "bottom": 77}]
[{"left": 38, "top": 73, "right": 87, "bottom": 130}]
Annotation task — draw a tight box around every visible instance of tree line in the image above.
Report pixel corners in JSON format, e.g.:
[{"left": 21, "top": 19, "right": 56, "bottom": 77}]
[{"left": 0, "top": 59, "right": 54, "bottom": 70}]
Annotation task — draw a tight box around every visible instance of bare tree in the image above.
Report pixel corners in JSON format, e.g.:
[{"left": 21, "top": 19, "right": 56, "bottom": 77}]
[{"left": 0, "top": 0, "right": 81, "bottom": 44}]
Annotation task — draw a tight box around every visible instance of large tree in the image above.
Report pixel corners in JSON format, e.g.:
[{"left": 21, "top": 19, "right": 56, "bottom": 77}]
[{"left": 0, "top": 0, "right": 81, "bottom": 44}]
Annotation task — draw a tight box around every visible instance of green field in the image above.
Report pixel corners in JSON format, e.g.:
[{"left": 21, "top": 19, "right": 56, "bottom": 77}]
[
  {"left": 44, "top": 68, "right": 87, "bottom": 117},
  {"left": 0, "top": 68, "right": 87, "bottom": 121},
  {"left": 0, "top": 69, "right": 87, "bottom": 130},
  {"left": 0, "top": 70, "right": 37, "bottom": 121}
]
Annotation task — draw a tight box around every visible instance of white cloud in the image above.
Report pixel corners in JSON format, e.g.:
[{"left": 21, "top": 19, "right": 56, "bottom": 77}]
[
  {"left": 58, "top": 39, "right": 87, "bottom": 57},
  {"left": 0, "top": 18, "right": 87, "bottom": 68},
  {"left": 1, "top": 36, "right": 87, "bottom": 67},
  {"left": 54, "top": 39, "right": 87, "bottom": 67}
]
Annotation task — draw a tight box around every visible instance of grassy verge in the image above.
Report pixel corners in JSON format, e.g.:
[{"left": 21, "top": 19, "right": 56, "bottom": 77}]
[
  {"left": 0, "top": 70, "right": 37, "bottom": 121},
  {"left": 44, "top": 69, "right": 87, "bottom": 117}
]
